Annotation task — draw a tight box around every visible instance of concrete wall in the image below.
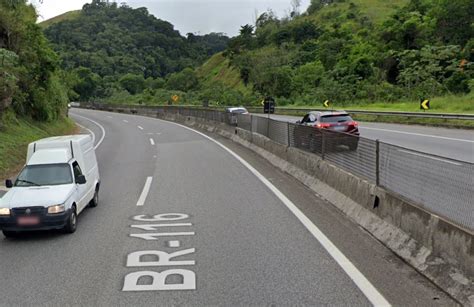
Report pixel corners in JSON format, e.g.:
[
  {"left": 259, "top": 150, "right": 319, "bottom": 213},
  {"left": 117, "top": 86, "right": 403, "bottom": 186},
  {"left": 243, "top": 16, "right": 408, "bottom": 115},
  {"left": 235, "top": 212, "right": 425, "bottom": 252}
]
[{"left": 85, "top": 106, "right": 473, "bottom": 305}]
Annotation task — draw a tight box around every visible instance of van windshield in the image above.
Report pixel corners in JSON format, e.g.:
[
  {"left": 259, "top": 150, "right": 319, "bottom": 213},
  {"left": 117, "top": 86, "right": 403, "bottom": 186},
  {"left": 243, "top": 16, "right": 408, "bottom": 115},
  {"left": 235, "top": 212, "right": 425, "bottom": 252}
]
[{"left": 15, "top": 164, "right": 73, "bottom": 187}]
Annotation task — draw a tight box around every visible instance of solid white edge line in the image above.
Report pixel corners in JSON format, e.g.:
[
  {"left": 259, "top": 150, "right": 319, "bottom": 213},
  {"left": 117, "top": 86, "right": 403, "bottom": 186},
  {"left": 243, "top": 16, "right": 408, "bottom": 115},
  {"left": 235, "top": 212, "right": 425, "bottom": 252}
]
[
  {"left": 158, "top": 119, "right": 391, "bottom": 307},
  {"left": 71, "top": 113, "right": 106, "bottom": 149},
  {"left": 397, "top": 149, "right": 462, "bottom": 166},
  {"left": 258, "top": 114, "right": 474, "bottom": 143},
  {"left": 150, "top": 138, "right": 155, "bottom": 145},
  {"left": 75, "top": 122, "right": 96, "bottom": 144},
  {"left": 136, "top": 176, "right": 153, "bottom": 207},
  {"left": 361, "top": 127, "right": 474, "bottom": 143}
]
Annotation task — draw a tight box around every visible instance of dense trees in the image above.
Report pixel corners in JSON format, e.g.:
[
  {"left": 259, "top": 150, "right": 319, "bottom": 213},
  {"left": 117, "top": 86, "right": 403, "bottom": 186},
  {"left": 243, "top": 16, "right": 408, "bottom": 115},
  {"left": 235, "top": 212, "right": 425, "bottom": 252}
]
[
  {"left": 213, "top": 0, "right": 474, "bottom": 105},
  {"left": 0, "top": 0, "right": 68, "bottom": 120},
  {"left": 44, "top": 1, "right": 229, "bottom": 101}
]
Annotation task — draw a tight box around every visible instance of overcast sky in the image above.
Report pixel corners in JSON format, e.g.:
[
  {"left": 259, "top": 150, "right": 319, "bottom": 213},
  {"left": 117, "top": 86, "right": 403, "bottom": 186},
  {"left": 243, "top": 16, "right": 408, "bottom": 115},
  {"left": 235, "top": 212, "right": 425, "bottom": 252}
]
[{"left": 34, "top": 0, "right": 311, "bottom": 37}]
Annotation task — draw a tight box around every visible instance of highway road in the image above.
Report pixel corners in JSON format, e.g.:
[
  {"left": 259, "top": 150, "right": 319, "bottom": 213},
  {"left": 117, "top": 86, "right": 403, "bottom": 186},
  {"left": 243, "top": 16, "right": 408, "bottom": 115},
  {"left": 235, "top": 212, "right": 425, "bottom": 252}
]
[
  {"left": 256, "top": 114, "right": 474, "bottom": 163},
  {"left": 0, "top": 108, "right": 455, "bottom": 306}
]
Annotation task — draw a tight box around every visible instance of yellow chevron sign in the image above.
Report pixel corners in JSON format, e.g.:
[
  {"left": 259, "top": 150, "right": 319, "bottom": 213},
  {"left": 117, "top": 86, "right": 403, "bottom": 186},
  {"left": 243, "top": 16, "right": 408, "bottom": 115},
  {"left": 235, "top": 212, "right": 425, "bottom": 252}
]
[
  {"left": 323, "top": 100, "right": 330, "bottom": 108},
  {"left": 420, "top": 99, "right": 430, "bottom": 110},
  {"left": 171, "top": 95, "right": 180, "bottom": 103}
]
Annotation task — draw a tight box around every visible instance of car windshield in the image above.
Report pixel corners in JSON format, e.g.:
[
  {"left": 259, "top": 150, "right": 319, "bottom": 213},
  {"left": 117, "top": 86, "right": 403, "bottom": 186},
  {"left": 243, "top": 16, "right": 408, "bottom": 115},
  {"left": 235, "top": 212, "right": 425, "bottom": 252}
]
[
  {"left": 321, "top": 115, "right": 352, "bottom": 123},
  {"left": 232, "top": 109, "right": 247, "bottom": 114},
  {"left": 15, "top": 164, "right": 73, "bottom": 187}
]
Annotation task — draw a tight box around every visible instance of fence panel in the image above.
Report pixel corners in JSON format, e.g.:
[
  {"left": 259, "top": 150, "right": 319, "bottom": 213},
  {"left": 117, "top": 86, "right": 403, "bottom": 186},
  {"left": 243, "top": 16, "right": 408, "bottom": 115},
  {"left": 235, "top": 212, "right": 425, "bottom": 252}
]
[
  {"left": 379, "top": 143, "right": 474, "bottom": 230},
  {"left": 268, "top": 119, "right": 289, "bottom": 146}
]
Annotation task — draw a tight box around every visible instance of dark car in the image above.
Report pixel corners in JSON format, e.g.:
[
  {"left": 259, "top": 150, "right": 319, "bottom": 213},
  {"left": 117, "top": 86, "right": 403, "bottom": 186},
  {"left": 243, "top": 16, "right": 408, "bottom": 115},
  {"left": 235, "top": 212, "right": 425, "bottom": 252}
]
[{"left": 293, "top": 111, "right": 360, "bottom": 151}]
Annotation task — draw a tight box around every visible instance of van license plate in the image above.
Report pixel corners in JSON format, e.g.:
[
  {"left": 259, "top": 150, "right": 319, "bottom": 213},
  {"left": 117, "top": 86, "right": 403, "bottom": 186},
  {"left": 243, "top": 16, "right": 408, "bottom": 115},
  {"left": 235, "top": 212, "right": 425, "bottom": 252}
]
[{"left": 18, "top": 216, "right": 40, "bottom": 226}]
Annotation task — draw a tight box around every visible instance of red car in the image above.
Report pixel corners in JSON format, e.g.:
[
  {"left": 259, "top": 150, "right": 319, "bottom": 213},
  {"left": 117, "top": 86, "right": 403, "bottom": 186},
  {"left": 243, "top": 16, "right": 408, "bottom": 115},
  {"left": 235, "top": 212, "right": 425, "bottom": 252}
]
[{"left": 294, "top": 111, "right": 360, "bottom": 151}]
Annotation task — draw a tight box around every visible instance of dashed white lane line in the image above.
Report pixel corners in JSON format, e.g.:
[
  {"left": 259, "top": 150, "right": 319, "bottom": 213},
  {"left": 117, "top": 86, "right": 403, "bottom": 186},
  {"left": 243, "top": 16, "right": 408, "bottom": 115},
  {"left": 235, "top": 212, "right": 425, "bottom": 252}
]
[
  {"left": 361, "top": 127, "right": 474, "bottom": 143},
  {"left": 397, "top": 149, "right": 463, "bottom": 166},
  {"left": 71, "top": 113, "right": 106, "bottom": 150},
  {"left": 136, "top": 177, "right": 153, "bottom": 207},
  {"left": 138, "top": 126, "right": 144, "bottom": 130},
  {"left": 123, "top": 120, "right": 129, "bottom": 123},
  {"left": 150, "top": 138, "right": 155, "bottom": 145},
  {"left": 107, "top": 115, "right": 113, "bottom": 119},
  {"left": 159, "top": 119, "right": 391, "bottom": 307}
]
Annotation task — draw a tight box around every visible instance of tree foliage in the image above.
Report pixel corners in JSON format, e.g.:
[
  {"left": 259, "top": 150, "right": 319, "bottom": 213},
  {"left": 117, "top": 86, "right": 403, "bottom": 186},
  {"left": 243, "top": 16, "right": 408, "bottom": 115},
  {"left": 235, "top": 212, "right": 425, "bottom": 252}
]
[{"left": 0, "top": 0, "right": 68, "bottom": 120}]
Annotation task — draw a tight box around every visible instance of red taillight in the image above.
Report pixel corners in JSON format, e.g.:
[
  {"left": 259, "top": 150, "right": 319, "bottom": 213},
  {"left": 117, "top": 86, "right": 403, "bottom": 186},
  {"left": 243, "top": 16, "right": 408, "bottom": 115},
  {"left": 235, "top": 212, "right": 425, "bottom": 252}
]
[
  {"left": 316, "top": 123, "right": 331, "bottom": 128},
  {"left": 348, "top": 121, "right": 358, "bottom": 127}
]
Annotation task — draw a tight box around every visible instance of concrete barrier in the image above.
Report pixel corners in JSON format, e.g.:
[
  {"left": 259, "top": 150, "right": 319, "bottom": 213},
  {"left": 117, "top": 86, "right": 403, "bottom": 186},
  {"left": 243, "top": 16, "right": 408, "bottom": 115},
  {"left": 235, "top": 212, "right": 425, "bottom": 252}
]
[{"left": 85, "top": 106, "right": 473, "bottom": 305}]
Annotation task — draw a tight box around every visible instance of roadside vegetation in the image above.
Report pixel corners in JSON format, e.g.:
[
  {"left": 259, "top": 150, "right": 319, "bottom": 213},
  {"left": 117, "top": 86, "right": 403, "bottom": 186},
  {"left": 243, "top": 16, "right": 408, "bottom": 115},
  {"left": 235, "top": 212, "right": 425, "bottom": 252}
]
[
  {"left": 0, "top": 110, "right": 76, "bottom": 180},
  {"left": 74, "top": 0, "right": 472, "bottom": 115},
  {"left": 0, "top": 0, "right": 75, "bottom": 179}
]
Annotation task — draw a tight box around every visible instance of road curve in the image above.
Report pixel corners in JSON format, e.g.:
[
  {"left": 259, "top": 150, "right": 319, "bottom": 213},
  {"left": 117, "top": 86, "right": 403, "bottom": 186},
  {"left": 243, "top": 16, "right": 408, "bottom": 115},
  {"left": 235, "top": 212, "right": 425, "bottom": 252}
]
[
  {"left": 0, "top": 109, "right": 454, "bottom": 306},
  {"left": 256, "top": 113, "right": 474, "bottom": 163}
]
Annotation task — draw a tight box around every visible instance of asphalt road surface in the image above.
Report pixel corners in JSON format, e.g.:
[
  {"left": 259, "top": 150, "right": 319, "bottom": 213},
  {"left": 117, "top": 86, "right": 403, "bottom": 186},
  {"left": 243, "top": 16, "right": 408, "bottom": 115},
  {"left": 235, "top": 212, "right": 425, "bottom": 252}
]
[
  {"left": 0, "top": 109, "right": 456, "bottom": 306},
  {"left": 256, "top": 114, "right": 474, "bottom": 163}
]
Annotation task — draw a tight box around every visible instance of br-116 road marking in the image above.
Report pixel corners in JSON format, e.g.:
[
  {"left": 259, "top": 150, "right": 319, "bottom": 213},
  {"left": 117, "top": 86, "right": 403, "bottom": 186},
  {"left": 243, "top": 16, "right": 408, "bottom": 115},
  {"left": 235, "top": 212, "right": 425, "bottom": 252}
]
[
  {"left": 123, "top": 213, "right": 196, "bottom": 292},
  {"left": 150, "top": 138, "right": 155, "bottom": 145}
]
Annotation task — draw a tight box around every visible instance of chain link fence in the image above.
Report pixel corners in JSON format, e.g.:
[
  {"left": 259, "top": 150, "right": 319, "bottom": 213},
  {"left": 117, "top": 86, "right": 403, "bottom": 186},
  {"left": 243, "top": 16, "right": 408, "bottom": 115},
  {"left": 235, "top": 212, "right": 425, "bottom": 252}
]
[{"left": 84, "top": 104, "right": 474, "bottom": 231}]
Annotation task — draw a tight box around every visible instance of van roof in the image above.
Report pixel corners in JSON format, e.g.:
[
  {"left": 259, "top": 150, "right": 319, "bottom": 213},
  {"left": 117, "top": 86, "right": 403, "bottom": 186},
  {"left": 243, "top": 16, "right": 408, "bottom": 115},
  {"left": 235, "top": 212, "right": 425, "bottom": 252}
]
[
  {"left": 28, "top": 149, "right": 72, "bottom": 165},
  {"left": 35, "top": 135, "right": 91, "bottom": 144}
]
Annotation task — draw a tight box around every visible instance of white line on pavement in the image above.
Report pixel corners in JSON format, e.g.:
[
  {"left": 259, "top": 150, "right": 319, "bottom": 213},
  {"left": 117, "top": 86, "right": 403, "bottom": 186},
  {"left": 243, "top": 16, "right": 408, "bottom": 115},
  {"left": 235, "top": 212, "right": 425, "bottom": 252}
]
[
  {"left": 123, "top": 120, "right": 129, "bottom": 123},
  {"left": 138, "top": 126, "right": 144, "bottom": 130},
  {"left": 397, "top": 149, "right": 463, "bottom": 166},
  {"left": 136, "top": 176, "right": 153, "bottom": 207},
  {"left": 160, "top": 120, "right": 391, "bottom": 307},
  {"left": 150, "top": 138, "right": 155, "bottom": 145},
  {"left": 168, "top": 240, "right": 181, "bottom": 248},
  {"left": 71, "top": 113, "right": 106, "bottom": 149},
  {"left": 107, "top": 115, "right": 113, "bottom": 119},
  {"left": 75, "top": 122, "right": 96, "bottom": 144},
  {"left": 361, "top": 127, "right": 474, "bottom": 143}
]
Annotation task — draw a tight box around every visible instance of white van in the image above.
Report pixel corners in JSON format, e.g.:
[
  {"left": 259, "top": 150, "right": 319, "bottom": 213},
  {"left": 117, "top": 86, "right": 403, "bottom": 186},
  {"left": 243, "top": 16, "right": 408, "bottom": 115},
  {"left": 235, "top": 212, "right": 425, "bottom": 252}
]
[{"left": 0, "top": 135, "right": 100, "bottom": 237}]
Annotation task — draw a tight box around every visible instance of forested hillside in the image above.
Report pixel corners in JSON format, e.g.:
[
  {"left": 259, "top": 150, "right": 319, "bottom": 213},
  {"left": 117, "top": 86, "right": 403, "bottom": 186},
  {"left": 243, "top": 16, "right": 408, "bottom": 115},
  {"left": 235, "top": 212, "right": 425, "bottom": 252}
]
[
  {"left": 43, "top": 0, "right": 229, "bottom": 102},
  {"left": 0, "top": 0, "right": 68, "bottom": 120},
  {"left": 187, "top": 0, "right": 474, "bottom": 107}
]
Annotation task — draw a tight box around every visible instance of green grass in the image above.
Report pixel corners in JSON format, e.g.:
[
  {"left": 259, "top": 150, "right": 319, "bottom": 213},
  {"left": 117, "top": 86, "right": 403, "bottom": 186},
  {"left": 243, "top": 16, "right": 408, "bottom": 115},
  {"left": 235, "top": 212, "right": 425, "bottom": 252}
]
[
  {"left": 288, "top": 93, "right": 474, "bottom": 114},
  {"left": 306, "top": 0, "right": 408, "bottom": 25},
  {"left": 196, "top": 53, "right": 252, "bottom": 95},
  {"left": 39, "top": 10, "right": 81, "bottom": 28},
  {"left": 0, "top": 110, "right": 77, "bottom": 180}
]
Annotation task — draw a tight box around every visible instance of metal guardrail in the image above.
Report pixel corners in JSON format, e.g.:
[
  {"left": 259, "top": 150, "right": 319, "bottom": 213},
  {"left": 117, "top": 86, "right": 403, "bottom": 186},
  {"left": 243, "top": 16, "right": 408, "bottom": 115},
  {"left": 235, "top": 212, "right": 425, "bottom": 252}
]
[
  {"left": 243, "top": 107, "right": 474, "bottom": 120},
  {"left": 78, "top": 103, "right": 474, "bottom": 231},
  {"left": 81, "top": 102, "right": 474, "bottom": 120}
]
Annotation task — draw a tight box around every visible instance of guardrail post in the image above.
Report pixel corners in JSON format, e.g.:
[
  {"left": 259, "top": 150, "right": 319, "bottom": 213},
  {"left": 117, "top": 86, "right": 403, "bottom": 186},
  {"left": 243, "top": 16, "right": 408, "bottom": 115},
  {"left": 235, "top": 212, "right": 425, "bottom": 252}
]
[
  {"left": 322, "top": 130, "right": 326, "bottom": 160},
  {"left": 375, "top": 139, "right": 380, "bottom": 186},
  {"left": 287, "top": 123, "right": 291, "bottom": 147}
]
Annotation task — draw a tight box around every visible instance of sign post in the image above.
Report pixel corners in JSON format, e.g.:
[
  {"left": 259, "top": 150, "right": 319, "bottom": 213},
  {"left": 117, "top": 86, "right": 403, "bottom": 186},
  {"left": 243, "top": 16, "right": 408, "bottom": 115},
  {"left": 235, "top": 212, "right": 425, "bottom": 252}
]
[{"left": 263, "top": 96, "right": 275, "bottom": 115}]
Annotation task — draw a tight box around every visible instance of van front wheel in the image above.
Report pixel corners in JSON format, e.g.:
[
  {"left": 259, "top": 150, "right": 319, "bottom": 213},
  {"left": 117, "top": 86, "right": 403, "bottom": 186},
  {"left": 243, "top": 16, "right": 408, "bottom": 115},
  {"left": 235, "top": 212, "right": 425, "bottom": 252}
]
[
  {"left": 89, "top": 188, "right": 99, "bottom": 208},
  {"left": 64, "top": 207, "right": 77, "bottom": 234}
]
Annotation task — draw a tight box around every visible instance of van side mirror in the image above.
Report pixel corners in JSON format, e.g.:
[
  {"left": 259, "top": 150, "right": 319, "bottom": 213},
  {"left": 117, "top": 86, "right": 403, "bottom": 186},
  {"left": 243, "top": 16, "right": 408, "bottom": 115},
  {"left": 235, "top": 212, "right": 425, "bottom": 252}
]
[
  {"left": 5, "top": 179, "right": 13, "bottom": 189},
  {"left": 76, "top": 175, "right": 87, "bottom": 185}
]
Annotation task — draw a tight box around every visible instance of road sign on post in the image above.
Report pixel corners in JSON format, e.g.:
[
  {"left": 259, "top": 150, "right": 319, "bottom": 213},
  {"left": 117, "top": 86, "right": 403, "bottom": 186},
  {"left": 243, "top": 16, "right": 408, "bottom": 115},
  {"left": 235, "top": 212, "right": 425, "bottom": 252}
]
[
  {"left": 171, "top": 95, "right": 180, "bottom": 103},
  {"left": 420, "top": 99, "right": 430, "bottom": 110},
  {"left": 263, "top": 96, "right": 275, "bottom": 114},
  {"left": 323, "top": 100, "right": 330, "bottom": 108}
]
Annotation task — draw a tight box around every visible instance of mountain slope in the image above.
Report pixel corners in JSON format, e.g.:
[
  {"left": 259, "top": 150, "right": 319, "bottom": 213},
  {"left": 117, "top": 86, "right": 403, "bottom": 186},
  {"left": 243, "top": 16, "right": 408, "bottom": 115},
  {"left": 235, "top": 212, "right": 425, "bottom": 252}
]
[{"left": 39, "top": 10, "right": 80, "bottom": 28}]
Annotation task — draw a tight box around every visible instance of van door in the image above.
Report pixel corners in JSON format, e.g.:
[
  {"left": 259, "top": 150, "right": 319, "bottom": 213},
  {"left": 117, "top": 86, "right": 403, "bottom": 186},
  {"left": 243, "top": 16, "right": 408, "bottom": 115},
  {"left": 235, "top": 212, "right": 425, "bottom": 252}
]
[{"left": 72, "top": 161, "right": 89, "bottom": 212}]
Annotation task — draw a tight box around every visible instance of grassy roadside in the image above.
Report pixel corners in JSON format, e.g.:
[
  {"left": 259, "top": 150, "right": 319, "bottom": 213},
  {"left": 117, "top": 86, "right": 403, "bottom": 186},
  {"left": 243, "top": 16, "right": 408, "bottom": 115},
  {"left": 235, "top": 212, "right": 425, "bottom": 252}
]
[{"left": 0, "top": 110, "right": 77, "bottom": 181}]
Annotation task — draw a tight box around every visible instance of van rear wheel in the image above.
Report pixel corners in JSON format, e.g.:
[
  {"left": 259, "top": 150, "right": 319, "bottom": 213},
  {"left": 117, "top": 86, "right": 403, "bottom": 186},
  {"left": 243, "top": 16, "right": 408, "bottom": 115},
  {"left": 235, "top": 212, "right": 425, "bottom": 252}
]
[
  {"left": 2, "top": 230, "right": 19, "bottom": 238},
  {"left": 89, "top": 187, "right": 99, "bottom": 208}
]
